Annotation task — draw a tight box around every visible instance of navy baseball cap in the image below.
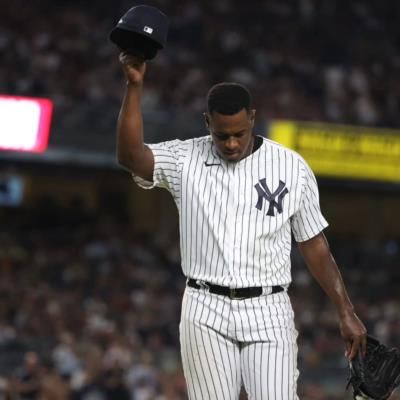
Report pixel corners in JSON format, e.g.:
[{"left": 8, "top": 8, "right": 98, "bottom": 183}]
[{"left": 110, "top": 5, "right": 169, "bottom": 60}]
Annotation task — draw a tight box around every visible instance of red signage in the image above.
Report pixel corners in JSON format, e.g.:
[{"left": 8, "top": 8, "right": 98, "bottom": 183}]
[{"left": 0, "top": 95, "right": 53, "bottom": 153}]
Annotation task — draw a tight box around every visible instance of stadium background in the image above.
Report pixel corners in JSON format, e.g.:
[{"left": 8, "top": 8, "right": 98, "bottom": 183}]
[{"left": 0, "top": 0, "right": 399, "bottom": 399}]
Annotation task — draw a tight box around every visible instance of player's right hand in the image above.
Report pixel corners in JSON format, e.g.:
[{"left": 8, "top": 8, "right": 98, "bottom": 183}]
[{"left": 119, "top": 52, "right": 146, "bottom": 86}]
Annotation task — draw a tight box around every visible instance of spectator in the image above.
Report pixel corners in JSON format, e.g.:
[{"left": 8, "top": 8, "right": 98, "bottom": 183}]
[{"left": 8, "top": 352, "right": 41, "bottom": 400}]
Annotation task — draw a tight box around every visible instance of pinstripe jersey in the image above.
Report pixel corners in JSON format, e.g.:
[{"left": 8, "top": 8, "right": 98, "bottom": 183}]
[{"left": 134, "top": 135, "right": 328, "bottom": 288}]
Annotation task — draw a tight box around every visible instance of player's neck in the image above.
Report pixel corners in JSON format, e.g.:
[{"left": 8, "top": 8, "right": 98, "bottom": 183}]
[{"left": 252, "top": 135, "right": 262, "bottom": 153}]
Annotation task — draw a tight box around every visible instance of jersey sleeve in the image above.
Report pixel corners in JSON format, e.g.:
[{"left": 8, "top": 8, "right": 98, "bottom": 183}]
[
  {"left": 132, "top": 139, "right": 189, "bottom": 197},
  {"left": 291, "top": 160, "right": 329, "bottom": 242}
]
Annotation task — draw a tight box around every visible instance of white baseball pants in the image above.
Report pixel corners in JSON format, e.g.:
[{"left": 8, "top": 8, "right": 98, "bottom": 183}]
[{"left": 180, "top": 286, "right": 299, "bottom": 400}]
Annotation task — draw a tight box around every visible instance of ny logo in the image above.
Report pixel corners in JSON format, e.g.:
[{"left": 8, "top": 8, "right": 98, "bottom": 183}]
[{"left": 254, "top": 179, "right": 288, "bottom": 216}]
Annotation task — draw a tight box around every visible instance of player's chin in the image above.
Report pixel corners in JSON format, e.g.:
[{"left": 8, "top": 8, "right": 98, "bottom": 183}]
[{"left": 223, "top": 152, "right": 242, "bottom": 162}]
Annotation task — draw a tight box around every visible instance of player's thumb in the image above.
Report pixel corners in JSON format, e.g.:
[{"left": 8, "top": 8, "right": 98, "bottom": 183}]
[{"left": 345, "top": 341, "right": 352, "bottom": 359}]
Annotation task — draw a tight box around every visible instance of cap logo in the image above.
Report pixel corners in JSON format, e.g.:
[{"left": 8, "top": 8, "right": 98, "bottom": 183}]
[
  {"left": 143, "top": 26, "right": 153, "bottom": 34},
  {"left": 118, "top": 18, "right": 124, "bottom": 23}
]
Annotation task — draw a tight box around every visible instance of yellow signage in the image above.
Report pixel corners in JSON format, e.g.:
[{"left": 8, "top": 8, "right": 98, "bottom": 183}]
[{"left": 269, "top": 121, "right": 400, "bottom": 183}]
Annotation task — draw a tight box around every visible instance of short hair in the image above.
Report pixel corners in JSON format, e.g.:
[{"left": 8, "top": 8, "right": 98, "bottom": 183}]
[{"left": 207, "top": 82, "right": 252, "bottom": 115}]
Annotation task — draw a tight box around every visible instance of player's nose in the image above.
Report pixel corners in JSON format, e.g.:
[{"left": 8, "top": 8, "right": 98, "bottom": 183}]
[{"left": 225, "top": 137, "right": 239, "bottom": 151}]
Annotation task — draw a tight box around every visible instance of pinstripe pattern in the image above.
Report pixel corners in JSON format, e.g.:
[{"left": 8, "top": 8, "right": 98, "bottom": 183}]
[
  {"left": 180, "top": 288, "right": 242, "bottom": 399},
  {"left": 180, "top": 287, "right": 299, "bottom": 399},
  {"left": 133, "top": 134, "right": 327, "bottom": 399},
  {"left": 134, "top": 135, "right": 328, "bottom": 287}
]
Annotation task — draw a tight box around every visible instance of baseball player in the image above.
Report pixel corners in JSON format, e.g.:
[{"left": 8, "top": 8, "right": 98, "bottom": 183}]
[{"left": 116, "top": 53, "right": 367, "bottom": 399}]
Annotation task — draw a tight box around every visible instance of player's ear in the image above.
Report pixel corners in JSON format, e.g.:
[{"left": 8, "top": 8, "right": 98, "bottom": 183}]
[
  {"left": 250, "top": 109, "right": 256, "bottom": 126},
  {"left": 203, "top": 112, "right": 211, "bottom": 131}
]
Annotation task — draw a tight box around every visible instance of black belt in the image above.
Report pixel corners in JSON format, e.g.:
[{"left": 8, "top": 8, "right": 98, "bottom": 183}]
[{"left": 187, "top": 278, "right": 284, "bottom": 300}]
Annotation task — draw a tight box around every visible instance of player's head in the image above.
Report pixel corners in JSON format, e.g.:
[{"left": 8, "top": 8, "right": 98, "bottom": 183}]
[{"left": 204, "top": 82, "right": 256, "bottom": 162}]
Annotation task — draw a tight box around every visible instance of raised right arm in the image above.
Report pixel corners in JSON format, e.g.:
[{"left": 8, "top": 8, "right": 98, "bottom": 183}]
[{"left": 116, "top": 52, "right": 154, "bottom": 181}]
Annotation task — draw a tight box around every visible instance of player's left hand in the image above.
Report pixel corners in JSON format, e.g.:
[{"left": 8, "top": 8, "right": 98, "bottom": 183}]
[{"left": 338, "top": 309, "right": 367, "bottom": 360}]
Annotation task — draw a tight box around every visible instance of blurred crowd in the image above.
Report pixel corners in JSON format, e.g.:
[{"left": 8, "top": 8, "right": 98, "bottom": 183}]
[
  {"left": 0, "top": 214, "right": 186, "bottom": 400},
  {"left": 0, "top": 210, "right": 399, "bottom": 399},
  {"left": 1, "top": 0, "right": 400, "bottom": 148}
]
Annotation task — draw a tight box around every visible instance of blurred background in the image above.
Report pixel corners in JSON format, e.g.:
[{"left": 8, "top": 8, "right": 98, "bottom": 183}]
[{"left": 0, "top": 0, "right": 399, "bottom": 399}]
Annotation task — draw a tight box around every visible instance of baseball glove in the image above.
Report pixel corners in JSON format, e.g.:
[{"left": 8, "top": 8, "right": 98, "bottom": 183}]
[{"left": 347, "top": 335, "right": 400, "bottom": 399}]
